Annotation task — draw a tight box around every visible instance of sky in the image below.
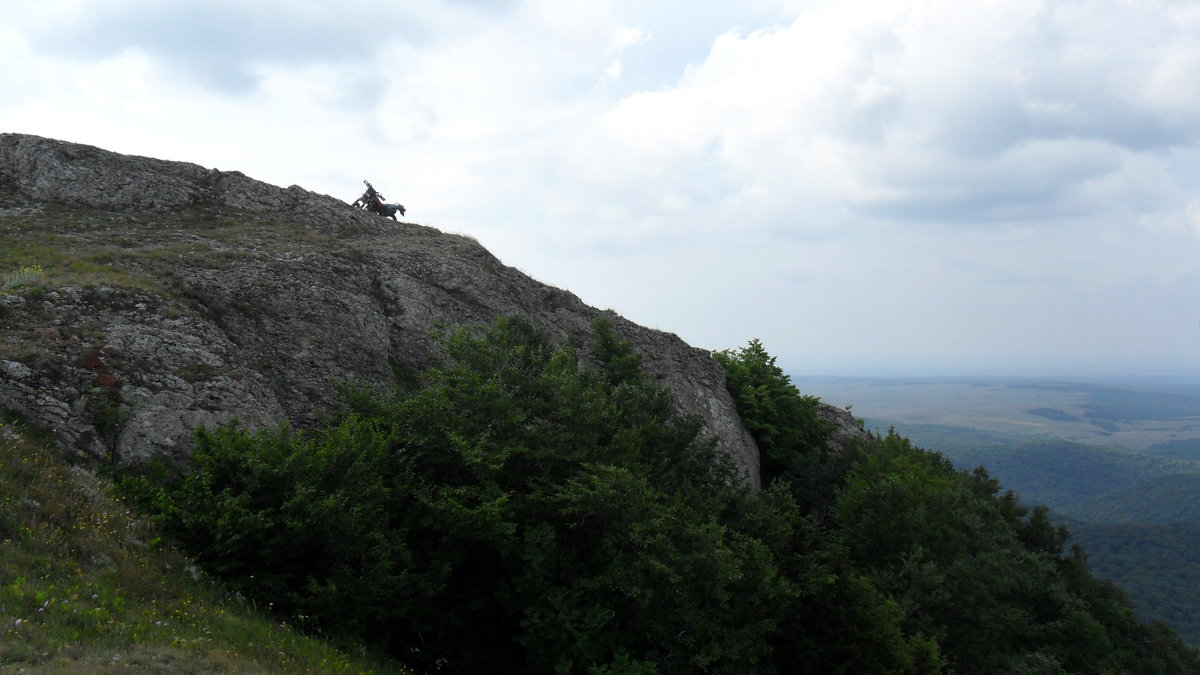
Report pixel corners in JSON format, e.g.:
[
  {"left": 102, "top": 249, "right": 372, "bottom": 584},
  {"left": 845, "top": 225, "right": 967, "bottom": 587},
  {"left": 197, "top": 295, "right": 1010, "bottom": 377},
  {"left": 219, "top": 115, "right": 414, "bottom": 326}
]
[{"left": 2, "top": 0, "right": 1199, "bottom": 378}]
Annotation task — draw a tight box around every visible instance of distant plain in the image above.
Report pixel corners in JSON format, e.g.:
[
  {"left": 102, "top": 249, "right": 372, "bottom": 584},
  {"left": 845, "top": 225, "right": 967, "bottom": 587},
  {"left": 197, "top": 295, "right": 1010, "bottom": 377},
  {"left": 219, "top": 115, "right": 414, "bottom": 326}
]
[{"left": 795, "top": 376, "right": 1200, "bottom": 452}]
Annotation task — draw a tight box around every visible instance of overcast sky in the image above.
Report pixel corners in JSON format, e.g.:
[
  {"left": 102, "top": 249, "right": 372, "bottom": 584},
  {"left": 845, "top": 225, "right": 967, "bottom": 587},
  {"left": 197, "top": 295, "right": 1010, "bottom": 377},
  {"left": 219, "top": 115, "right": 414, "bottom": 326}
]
[{"left": 3, "top": 0, "right": 1199, "bottom": 377}]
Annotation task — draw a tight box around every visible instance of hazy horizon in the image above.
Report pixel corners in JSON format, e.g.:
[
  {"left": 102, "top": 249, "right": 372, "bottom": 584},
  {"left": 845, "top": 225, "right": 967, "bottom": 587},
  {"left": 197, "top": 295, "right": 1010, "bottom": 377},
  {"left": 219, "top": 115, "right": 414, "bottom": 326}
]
[{"left": 793, "top": 370, "right": 1200, "bottom": 384}]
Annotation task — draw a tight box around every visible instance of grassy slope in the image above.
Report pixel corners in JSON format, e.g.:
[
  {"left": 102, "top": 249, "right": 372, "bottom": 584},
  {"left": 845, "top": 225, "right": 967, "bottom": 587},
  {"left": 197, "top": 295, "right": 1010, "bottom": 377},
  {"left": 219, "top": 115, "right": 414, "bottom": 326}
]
[
  {"left": 0, "top": 201, "right": 351, "bottom": 295},
  {"left": 0, "top": 416, "right": 408, "bottom": 674}
]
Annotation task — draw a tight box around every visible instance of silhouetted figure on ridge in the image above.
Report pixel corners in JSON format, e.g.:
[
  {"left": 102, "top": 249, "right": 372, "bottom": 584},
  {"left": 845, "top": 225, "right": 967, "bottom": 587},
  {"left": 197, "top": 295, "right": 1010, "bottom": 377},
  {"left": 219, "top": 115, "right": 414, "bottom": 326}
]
[{"left": 352, "top": 180, "right": 405, "bottom": 221}]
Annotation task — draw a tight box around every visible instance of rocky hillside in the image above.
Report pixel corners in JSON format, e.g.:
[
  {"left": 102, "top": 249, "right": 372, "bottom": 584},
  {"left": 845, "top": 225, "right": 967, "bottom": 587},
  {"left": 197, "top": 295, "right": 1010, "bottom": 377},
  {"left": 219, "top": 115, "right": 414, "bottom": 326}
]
[{"left": 0, "top": 133, "right": 773, "bottom": 482}]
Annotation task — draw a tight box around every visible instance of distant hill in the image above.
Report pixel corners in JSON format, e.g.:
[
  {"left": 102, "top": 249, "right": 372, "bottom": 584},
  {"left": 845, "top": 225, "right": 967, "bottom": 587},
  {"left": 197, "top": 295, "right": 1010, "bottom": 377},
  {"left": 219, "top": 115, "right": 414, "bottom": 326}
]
[
  {"left": 865, "top": 425, "right": 1200, "bottom": 510},
  {"left": 944, "top": 439, "right": 1200, "bottom": 509},
  {"left": 860, "top": 418, "right": 1026, "bottom": 450},
  {"left": 1148, "top": 438, "right": 1200, "bottom": 462},
  {"left": 1064, "top": 474, "right": 1200, "bottom": 524},
  {"left": 808, "top": 376, "right": 1200, "bottom": 452}
]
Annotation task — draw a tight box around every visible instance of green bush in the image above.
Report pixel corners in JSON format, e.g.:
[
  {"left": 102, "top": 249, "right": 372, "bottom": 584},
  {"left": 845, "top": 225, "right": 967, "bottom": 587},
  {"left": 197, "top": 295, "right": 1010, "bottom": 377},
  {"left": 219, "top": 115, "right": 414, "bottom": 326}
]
[
  {"left": 121, "top": 319, "right": 824, "bottom": 672},
  {"left": 122, "top": 324, "right": 1200, "bottom": 673},
  {"left": 714, "top": 340, "right": 840, "bottom": 508}
]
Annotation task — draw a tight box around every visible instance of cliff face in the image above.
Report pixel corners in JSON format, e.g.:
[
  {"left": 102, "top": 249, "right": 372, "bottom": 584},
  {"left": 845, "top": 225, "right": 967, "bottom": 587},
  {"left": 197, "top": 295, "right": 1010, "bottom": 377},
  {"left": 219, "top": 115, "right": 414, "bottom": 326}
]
[{"left": 0, "top": 134, "right": 763, "bottom": 483}]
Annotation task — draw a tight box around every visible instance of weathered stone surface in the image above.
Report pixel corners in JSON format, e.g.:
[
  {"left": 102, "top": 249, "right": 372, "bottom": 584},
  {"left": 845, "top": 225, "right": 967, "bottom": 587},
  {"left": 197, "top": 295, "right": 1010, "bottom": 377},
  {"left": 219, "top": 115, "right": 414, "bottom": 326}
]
[
  {"left": 0, "top": 134, "right": 764, "bottom": 484},
  {"left": 0, "top": 134, "right": 341, "bottom": 217},
  {"left": 814, "top": 402, "right": 871, "bottom": 455}
]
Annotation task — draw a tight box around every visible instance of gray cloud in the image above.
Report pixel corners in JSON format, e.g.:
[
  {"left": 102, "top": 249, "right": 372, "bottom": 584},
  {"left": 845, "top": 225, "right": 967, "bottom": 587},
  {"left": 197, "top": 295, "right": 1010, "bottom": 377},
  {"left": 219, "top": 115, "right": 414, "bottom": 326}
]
[
  {"left": 29, "top": 1, "right": 435, "bottom": 92},
  {"left": 860, "top": 140, "right": 1133, "bottom": 224},
  {"left": 822, "top": 5, "right": 1200, "bottom": 227},
  {"left": 918, "top": 75, "right": 1200, "bottom": 160}
]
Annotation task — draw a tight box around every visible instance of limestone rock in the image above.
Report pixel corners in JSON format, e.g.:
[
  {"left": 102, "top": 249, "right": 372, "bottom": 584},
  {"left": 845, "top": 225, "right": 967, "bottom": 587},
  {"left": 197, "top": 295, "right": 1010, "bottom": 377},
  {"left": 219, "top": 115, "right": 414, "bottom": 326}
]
[
  {"left": 815, "top": 402, "right": 871, "bottom": 455},
  {"left": 0, "top": 133, "right": 763, "bottom": 484}
]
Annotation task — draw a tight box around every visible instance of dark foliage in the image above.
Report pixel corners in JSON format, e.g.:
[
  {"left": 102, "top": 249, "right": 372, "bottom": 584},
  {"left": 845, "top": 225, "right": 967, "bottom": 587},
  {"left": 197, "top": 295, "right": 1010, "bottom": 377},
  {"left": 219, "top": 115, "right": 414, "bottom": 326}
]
[
  {"left": 713, "top": 340, "right": 840, "bottom": 510},
  {"left": 120, "top": 325, "right": 1200, "bottom": 673},
  {"left": 877, "top": 419, "right": 1200, "bottom": 649},
  {"left": 121, "top": 319, "right": 840, "bottom": 672},
  {"left": 833, "top": 431, "right": 1194, "bottom": 673},
  {"left": 717, "top": 339, "right": 1200, "bottom": 673},
  {"left": 1066, "top": 473, "right": 1200, "bottom": 524},
  {"left": 1070, "top": 521, "right": 1200, "bottom": 646}
]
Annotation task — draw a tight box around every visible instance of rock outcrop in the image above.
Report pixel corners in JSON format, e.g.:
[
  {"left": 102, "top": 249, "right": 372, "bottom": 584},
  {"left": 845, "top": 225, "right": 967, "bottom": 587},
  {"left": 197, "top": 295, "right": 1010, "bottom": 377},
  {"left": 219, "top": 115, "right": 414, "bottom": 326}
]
[{"left": 0, "top": 134, "right": 764, "bottom": 484}]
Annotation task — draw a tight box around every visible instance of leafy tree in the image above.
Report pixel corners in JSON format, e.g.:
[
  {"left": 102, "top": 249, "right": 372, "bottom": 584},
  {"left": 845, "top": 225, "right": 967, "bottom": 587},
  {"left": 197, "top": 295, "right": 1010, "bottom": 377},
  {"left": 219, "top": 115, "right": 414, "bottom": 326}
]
[
  {"left": 714, "top": 342, "right": 942, "bottom": 671},
  {"left": 591, "top": 316, "right": 643, "bottom": 387},
  {"left": 715, "top": 339, "right": 843, "bottom": 509},
  {"left": 121, "top": 418, "right": 408, "bottom": 643}
]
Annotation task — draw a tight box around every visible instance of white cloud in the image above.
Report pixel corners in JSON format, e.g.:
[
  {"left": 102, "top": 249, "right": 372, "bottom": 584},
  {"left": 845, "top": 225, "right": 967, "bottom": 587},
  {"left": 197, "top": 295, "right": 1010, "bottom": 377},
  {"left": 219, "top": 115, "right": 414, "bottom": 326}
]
[
  {"left": 1145, "top": 199, "right": 1200, "bottom": 236},
  {"left": 585, "top": 0, "right": 1200, "bottom": 234}
]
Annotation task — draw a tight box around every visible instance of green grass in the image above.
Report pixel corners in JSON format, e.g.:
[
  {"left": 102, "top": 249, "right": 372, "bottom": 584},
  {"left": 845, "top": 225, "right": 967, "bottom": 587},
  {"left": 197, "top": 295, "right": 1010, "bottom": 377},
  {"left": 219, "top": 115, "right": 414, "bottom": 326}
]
[
  {"left": 0, "top": 203, "right": 355, "bottom": 298},
  {"left": 0, "top": 416, "right": 410, "bottom": 674},
  {"left": 0, "top": 264, "right": 44, "bottom": 291}
]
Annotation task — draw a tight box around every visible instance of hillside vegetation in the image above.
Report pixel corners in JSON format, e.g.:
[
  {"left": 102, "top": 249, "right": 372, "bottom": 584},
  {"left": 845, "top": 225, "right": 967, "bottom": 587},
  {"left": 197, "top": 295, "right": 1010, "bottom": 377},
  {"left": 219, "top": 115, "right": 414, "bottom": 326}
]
[
  {"left": 1148, "top": 438, "right": 1200, "bottom": 461},
  {"left": 868, "top": 418, "right": 1200, "bottom": 646},
  {"left": 1067, "top": 474, "right": 1200, "bottom": 524},
  {"left": 0, "top": 416, "right": 403, "bottom": 673},
  {"left": 1069, "top": 521, "right": 1200, "bottom": 647},
  {"left": 112, "top": 322, "right": 1200, "bottom": 673}
]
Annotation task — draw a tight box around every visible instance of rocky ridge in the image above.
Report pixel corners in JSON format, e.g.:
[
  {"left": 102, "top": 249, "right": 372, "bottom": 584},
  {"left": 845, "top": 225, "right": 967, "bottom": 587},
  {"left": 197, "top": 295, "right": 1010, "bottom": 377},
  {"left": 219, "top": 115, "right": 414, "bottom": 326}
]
[{"left": 0, "top": 134, "right": 864, "bottom": 485}]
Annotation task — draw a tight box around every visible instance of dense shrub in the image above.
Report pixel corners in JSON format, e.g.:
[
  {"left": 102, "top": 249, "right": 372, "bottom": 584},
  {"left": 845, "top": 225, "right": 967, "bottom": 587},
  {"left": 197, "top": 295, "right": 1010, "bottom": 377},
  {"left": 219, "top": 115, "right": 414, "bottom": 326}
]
[
  {"left": 121, "top": 324, "right": 1200, "bottom": 673},
  {"left": 714, "top": 340, "right": 842, "bottom": 510},
  {"left": 122, "top": 319, "right": 846, "bottom": 671}
]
